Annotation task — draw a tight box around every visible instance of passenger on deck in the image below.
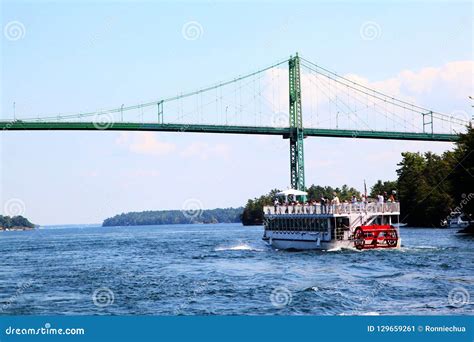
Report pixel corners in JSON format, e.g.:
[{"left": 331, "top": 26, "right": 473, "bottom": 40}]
[
  {"left": 377, "top": 193, "right": 384, "bottom": 203},
  {"left": 342, "top": 199, "right": 349, "bottom": 213},
  {"left": 313, "top": 200, "right": 320, "bottom": 214},
  {"left": 388, "top": 191, "right": 397, "bottom": 211},
  {"left": 320, "top": 196, "right": 327, "bottom": 214},
  {"left": 332, "top": 192, "right": 340, "bottom": 214},
  {"left": 377, "top": 193, "right": 384, "bottom": 212},
  {"left": 274, "top": 198, "right": 280, "bottom": 214},
  {"left": 360, "top": 194, "right": 367, "bottom": 211},
  {"left": 388, "top": 191, "right": 396, "bottom": 202}
]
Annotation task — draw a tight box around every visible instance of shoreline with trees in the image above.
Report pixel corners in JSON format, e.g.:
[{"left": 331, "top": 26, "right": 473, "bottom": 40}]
[
  {"left": 0, "top": 215, "right": 35, "bottom": 231},
  {"left": 102, "top": 208, "right": 243, "bottom": 227}
]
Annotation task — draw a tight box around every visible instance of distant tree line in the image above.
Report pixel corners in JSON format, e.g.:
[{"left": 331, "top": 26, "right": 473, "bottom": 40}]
[
  {"left": 242, "top": 126, "right": 473, "bottom": 227},
  {"left": 0, "top": 215, "right": 35, "bottom": 229},
  {"left": 102, "top": 207, "right": 243, "bottom": 227}
]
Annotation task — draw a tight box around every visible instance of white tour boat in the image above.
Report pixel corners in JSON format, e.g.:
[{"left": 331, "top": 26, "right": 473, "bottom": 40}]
[{"left": 262, "top": 190, "right": 401, "bottom": 250}]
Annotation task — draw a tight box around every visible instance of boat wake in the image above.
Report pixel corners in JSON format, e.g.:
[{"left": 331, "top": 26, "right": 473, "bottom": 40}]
[{"left": 215, "top": 243, "right": 263, "bottom": 252}]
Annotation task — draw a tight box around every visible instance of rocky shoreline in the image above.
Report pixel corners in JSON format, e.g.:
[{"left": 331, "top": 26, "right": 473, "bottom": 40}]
[{"left": 0, "top": 226, "right": 35, "bottom": 232}]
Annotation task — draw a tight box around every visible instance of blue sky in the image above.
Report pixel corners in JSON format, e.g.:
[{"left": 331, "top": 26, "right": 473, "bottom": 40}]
[{"left": 1, "top": 0, "right": 472, "bottom": 225}]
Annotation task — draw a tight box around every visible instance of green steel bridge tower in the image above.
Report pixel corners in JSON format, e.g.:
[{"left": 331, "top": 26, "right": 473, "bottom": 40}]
[{"left": 288, "top": 53, "right": 305, "bottom": 192}]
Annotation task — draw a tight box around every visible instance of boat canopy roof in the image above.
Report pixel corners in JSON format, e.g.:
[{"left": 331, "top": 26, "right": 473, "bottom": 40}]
[{"left": 276, "top": 189, "right": 308, "bottom": 196}]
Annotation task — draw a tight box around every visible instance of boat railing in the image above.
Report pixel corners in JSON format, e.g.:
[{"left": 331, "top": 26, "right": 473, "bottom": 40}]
[{"left": 263, "top": 202, "right": 400, "bottom": 215}]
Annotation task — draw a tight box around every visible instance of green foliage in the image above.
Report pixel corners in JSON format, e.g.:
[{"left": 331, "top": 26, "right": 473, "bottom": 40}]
[
  {"left": 306, "top": 185, "right": 331, "bottom": 201},
  {"left": 241, "top": 189, "right": 280, "bottom": 226},
  {"left": 306, "top": 184, "right": 360, "bottom": 202},
  {"left": 0, "top": 215, "right": 35, "bottom": 229},
  {"left": 449, "top": 124, "right": 474, "bottom": 216},
  {"left": 396, "top": 125, "right": 474, "bottom": 227},
  {"left": 102, "top": 207, "right": 243, "bottom": 227},
  {"left": 370, "top": 180, "right": 397, "bottom": 198}
]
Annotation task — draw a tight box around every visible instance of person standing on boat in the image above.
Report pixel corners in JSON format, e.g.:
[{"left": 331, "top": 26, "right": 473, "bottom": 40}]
[
  {"left": 274, "top": 198, "right": 280, "bottom": 214},
  {"left": 320, "top": 196, "right": 327, "bottom": 214},
  {"left": 313, "top": 200, "right": 320, "bottom": 214},
  {"left": 377, "top": 193, "right": 384, "bottom": 212},
  {"left": 359, "top": 194, "right": 366, "bottom": 212},
  {"left": 390, "top": 190, "right": 397, "bottom": 202},
  {"left": 332, "top": 192, "right": 340, "bottom": 214}
]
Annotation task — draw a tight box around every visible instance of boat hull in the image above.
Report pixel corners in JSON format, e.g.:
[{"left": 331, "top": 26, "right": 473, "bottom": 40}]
[{"left": 263, "top": 231, "right": 401, "bottom": 250}]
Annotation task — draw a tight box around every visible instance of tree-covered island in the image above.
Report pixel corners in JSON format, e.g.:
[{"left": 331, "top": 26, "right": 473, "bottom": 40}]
[
  {"left": 0, "top": 215, "right": 35, "bottom": 231},
  {"left": 102, "top": 207, "right": 243, "bottom": 226}
]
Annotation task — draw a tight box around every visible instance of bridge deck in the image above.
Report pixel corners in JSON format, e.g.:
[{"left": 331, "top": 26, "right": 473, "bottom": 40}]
[{"left": 0, "top": 121, "right": 458, "bottom": 141}]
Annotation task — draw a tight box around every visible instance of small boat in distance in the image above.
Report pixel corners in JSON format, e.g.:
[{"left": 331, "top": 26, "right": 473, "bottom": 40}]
[
  {"left": 441, "top": 212, "right": 472, "bottom": 229},
  {"left": 262, "top": 189, "right": 401, "bottom": 250}
]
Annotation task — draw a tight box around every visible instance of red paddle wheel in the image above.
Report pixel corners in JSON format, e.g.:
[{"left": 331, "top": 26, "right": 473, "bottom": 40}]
[{"left": 353, "top": 224, "right": 398, "bottom": 250}]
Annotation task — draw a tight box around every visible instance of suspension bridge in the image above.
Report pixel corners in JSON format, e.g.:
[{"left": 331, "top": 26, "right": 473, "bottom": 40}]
[{"left": 1, "top": 53, "right": 469, "bottom": 191}]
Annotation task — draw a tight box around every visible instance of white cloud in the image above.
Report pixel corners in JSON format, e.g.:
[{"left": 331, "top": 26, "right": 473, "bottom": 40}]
[{"left": 116, "top": 132, "right": 176, "bottom": 156}]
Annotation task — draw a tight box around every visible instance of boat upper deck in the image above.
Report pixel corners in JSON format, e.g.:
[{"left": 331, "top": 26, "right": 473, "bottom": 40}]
[{"left": 263, "top": 202, "right": 400, "bottom": 216}]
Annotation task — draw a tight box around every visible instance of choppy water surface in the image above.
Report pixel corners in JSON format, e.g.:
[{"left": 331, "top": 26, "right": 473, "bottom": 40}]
[{"left": 1, "top": 224, "right": 473, "bottom": 315}]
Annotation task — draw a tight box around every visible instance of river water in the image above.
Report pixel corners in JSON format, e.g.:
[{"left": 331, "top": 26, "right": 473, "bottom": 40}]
[{"left": 0, "top": 224, "right": 473, "bottom": 315}]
